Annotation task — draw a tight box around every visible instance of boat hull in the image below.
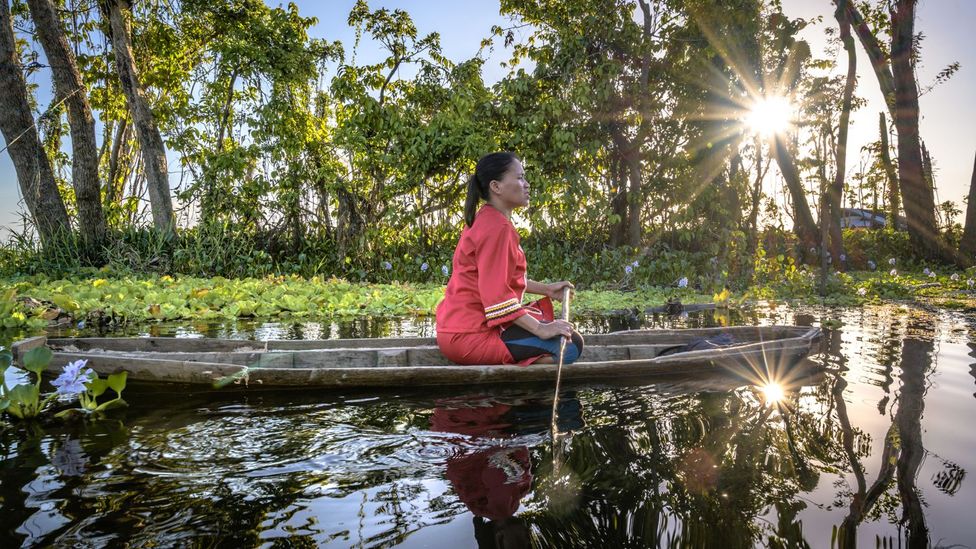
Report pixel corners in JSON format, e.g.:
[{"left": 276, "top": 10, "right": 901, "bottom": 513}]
[{"left": 12, "top": 326, "right": 821, "bottom": 389}]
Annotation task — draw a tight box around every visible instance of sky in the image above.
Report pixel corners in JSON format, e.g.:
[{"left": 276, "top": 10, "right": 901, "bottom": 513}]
[{"left": 1, "top": 0, "right": 973, "bottom": 236}]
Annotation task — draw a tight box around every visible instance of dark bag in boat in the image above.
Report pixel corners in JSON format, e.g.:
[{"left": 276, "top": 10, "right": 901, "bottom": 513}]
[{"left": 658, "top": 332, "right": 738, "bottom": 357}]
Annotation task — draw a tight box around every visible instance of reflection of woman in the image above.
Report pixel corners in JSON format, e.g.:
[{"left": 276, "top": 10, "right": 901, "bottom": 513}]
[
  {"left": 436, "top": 152, "right": 584, "bottom": 366},
  {"left": 432, "top": 400, "right": 533, "bottom": 549}
]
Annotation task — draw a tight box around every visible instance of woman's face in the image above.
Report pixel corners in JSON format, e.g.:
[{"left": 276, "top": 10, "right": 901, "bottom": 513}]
[{"left": 491, "top": 159, "right": 530, "bottom": 209}]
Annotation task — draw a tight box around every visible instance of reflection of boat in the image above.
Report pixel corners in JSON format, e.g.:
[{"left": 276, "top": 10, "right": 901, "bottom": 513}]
[{"left": 11, "top": 325, "right": 820, "bottom": 389}]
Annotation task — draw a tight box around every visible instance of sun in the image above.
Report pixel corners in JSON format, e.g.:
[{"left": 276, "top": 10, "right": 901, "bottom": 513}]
[
  {"left": 759, "top": 382, "right": 786, "bottom": 405},
  {"left": 746, "top": 96, "right": 793, "bottom": 136}
]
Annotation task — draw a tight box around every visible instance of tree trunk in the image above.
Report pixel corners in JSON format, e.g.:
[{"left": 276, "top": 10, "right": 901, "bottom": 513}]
[
  {"left": 106, "top": 116, "right": 128, "bottom": 210},
  {"left": 830, "top": 0, "right": 855, "bottom": 267},
  {"left": 28, "top": 0, "right": 106, "bottom": 247},
  {"left": 0, "top": 0, "right": 70, "bottom": 243},
  {"left": 745, "top": 139, "right": 767, "bottom": 260},
  {"left": 771, "top": 134, "right": 818, "bottom": 248},
  {"left": 890, "top": 0, "right": 942, "bottom": 259},
  {"left": 610, "top": 125, "right": 641, "bottom": 247},
  {"left": 959, "top": 152, "right": 976, "bottom": 258},
  {"left": 102, "top": 0, "right": 174, "bottom": 231},
  {"left": 879, "top": 112, "right": 900, "bottom": 226},
  {"left": 609, "top": 153, "right": 628, "bottom": 247},
  {"left": 843, "top": 0, "right": 896, "bottom": 119},
  {"left": 625, "top": 151, "right": 642, "bottom": 248}
]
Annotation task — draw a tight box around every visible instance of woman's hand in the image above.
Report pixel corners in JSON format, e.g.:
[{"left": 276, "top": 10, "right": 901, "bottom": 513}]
[
  {"left": 534, "top": 319, "right": 574, "bottom": 340},
  {"left": 545, "top": 281, "right": 575, "bottom": 302}
]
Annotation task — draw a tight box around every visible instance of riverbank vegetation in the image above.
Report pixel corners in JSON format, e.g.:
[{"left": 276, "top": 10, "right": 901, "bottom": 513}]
[
  {"left": 2, "top": 256, "right": 973, "bottom": 332},
  {"left": 1, "top": 0, "right": 974, "bottom": 291}
]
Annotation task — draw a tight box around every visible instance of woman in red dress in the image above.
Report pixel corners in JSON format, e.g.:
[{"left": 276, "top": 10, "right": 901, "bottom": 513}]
[{"left": 436, "top": 152, "right": 584, "bottom": 365}]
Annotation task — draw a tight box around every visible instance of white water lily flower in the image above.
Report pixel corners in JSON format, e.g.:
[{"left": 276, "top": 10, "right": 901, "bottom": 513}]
[
  {"left": 968, "top": 279, "right": 974, "bottom": 288},
  {"left": 889, "top": 258, "right": 897, "bottom": 266},
  {"left": 950, "top": 273, "right": 960, "bottom": 281},
  {"left": 867, "top": 260, "right": 877, "bottom": 270},
  {"left": 857, "top": 288, "right": 867, "bottom": 296},
  {"left": 890, "top": 269, "right": 898, "bottom": 276},
  {"left": 928, "top": 271, "right": 936, "bottom": 278}
]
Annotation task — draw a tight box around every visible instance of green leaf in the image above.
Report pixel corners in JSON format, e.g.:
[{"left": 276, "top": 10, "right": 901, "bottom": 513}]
[
  {"left": 6, "top": 384, "right": 40, "bottom": 419},
  {"left": 50, "top": 293, "right": 80, "bottom": 312},
  {"left": 94, "top": 398, "right": 128, "bottom": 412},
  {"left": 21, "top": 347, "right": 53, "bottom": 376},
  {"left": 87, "top": 377, "right": 109, "bottom": 399},
  {"left": 55, "top": 408, "right": 86, "bottom": 420},
  {"left": 106, "top": 371, "right": 128, "bottom": 395},
  {"left": 0, "top": 397, "right": 9, "bottom": 412},
  {"left": 0, "top": 348, "right": 12, "bottom": 373}
]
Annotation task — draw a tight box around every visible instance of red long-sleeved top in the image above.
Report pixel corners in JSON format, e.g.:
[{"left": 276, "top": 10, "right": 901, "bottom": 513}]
[{"left": 436, "top": 205, "right": 529, "bottom": 333}]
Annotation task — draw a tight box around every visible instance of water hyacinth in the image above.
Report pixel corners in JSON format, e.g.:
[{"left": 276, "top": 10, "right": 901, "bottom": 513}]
[
  {"left": 928, "top": 271, "right": 936, "bottom": 279},
  {"left": 890, "top": 269, "right": 898, "bottom": 276},
  {"left": 632, "top": 260, "right": 640, "bottom": 268},
  {"left": 923, "top": 267, "right": 931, "bottom": 276},
  {"left": 889, "top": 258, "right": 897, "bottom": 266},
  {"left": 441, "top": 265, "right": 449, "bottom": 276},
  {"left": 381, "top": 261, "right": 392, "bottom": 271},
  {"left": 625, "top": 265, "right": 633, "bottom": 275},
  {"left": 421, "top": 262, "right": 429, "bottom": 272},
  {"left": 51, "top": 359, "right": 94, "bottom": 398},
  {"left": 857, "top": 287, "right": 867, "bottom": 296},
  {"left": 839, "top": 254, "right": 846, "bottom": 262},
  {"left": 968, "top": 279, "right": 974, "bottom": 289},
  {"left": 950, "top": 273, "right": 960, "bottom": 281},
  {"left": 677, "top": 277, "right": 689, "bottom": 288},
  {"left": 867, "top": 260, "right": 877, "bottom": 271}
]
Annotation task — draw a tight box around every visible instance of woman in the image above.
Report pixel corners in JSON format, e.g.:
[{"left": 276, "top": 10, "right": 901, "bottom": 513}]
[{"left": 436, "top": 152, "right": 584, "bottom": 365}]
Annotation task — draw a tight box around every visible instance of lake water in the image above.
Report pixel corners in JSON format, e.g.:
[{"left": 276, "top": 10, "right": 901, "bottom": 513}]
[{"left": 1, "top": 304, "right": 975, "bottom": 547}]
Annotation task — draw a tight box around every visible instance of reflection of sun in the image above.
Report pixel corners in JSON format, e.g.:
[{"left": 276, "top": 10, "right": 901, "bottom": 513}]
[
  {"left": 760, "top": 382, "right": 786, "bottom": 405},
  {"left": 746, "top": 96, "right": 793, "bottom": 136}
]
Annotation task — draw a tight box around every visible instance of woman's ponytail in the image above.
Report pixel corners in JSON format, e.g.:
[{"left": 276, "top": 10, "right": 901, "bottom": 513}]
[
  {"left": 462, "top": 152, "right": 520, "bottom": 227},
  {"left": 464, "top": 174, "right": 482, "bottom": 228}
]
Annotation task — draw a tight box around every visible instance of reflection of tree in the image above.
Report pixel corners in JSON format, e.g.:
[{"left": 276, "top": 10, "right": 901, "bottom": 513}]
[
  {"left": 968, "top": 339, "right": 976, "bottom": 399},
  {"left": 834, "top": 319, "right": 934, "bottom": 547},
  {"left": 523, "top": 371, "right": 830, "bottom": 548},
  {"left": 894, "top": 336, "right": 929, "bottom": 546}
]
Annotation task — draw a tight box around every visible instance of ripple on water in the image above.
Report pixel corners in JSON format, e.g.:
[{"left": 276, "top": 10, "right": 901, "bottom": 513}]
[{"left": 3, "top": 304, "right": 976, "bottom": 547}]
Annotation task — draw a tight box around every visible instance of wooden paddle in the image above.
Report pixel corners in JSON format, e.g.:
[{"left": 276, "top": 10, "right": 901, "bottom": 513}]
[{"left": 550, "top": 286, "right": 572, "bottom": 437}]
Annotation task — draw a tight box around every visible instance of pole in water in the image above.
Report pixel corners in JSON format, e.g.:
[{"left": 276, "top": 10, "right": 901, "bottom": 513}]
[{"left": 551, "top": 286, "right": 572, "bottom": 461}]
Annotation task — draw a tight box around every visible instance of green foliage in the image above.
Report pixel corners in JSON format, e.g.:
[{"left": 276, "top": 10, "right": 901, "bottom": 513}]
[
  {"left": 0, "top": 287, "right": 49, "bottom": 330},
  {"left": 1, "top": 347, "right": 53, "bottom": 419},
  {"left": 3, "top": 0, "right": 967, "bottom": 302},
  {"left": 3, "top": 274, "right": 451, "bottom": 322},
  {"left": 0, "top": 346, "right": 128, "bottom": 422},
  {"left": 841, "top": 228, "right": 915, "bottom": 269}
]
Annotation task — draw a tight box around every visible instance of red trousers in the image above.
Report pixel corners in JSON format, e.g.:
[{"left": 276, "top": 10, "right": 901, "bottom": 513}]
[{"left": 437, "top": 298, "right": 554, "bottom": 365}]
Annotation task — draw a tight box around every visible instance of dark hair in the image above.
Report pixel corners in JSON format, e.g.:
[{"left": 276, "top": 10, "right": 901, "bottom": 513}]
[{"left": 464, "top": 152, "right": 520, "bottom": 227}]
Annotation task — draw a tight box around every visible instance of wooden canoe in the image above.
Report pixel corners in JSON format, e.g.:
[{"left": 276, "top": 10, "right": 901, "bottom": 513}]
[{"left": 11, "top": 325, "right": 820, "bottom": 389}]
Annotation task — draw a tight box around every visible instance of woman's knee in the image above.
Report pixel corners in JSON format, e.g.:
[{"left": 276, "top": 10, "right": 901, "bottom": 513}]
[{"left": 563, "top": 332, "right": 584, "bottom": 364}]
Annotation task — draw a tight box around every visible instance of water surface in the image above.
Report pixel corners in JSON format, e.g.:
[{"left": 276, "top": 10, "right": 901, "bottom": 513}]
[{"left": 1, "top": 305, "right": 975, "bottom": 547}]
